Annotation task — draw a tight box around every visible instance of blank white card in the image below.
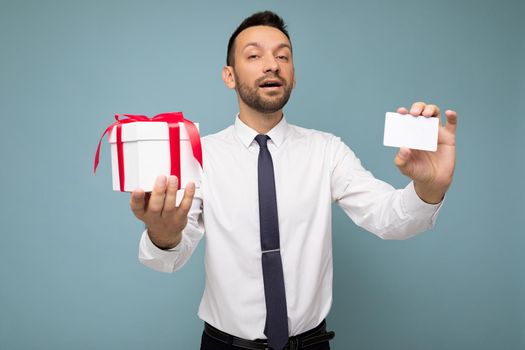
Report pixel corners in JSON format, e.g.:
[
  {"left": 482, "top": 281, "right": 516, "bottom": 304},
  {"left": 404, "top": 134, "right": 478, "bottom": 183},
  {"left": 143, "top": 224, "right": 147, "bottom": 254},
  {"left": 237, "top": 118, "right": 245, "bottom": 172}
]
[{"left": 383, "top": 112, "right": 439, "bottom": 152}]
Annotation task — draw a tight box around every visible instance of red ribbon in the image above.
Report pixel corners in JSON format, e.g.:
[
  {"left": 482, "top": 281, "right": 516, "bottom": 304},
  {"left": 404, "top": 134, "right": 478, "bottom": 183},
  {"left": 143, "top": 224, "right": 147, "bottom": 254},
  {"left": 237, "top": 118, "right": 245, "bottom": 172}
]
[{"left": 94, "top": 112, "right": 203, "bottom": 191}]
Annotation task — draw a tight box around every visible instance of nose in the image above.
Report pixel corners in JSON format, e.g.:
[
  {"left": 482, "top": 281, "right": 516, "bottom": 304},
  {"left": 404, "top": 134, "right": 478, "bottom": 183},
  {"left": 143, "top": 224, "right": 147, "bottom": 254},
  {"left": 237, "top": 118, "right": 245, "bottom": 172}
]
[{"left": 262, "top": 54, "right": 280, "bottom": 74}]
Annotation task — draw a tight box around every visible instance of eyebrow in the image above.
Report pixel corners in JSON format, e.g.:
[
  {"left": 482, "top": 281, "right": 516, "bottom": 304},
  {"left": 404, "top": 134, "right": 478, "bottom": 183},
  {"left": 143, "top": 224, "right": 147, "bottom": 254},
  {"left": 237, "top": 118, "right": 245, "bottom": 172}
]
[{"left": 242, "top": 42, "right": 292, "bottom": 51}]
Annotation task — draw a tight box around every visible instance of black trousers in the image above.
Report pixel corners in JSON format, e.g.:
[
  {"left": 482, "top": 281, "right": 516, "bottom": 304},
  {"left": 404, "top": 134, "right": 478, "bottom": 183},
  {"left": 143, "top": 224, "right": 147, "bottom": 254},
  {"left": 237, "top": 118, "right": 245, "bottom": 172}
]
[{"left": 200, "top": 328, "right": 331, "bottom": 350}]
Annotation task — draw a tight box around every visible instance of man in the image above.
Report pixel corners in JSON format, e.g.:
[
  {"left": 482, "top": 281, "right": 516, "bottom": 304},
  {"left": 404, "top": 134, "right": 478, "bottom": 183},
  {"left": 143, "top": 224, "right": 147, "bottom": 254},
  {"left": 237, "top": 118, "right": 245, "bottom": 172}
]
[{"left": 130, "top": 11, "right": 457, "bottom": 350}]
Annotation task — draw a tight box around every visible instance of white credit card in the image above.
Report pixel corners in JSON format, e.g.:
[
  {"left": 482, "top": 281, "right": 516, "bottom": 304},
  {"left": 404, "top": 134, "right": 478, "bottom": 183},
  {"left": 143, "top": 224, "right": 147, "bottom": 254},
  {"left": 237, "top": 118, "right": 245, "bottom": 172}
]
[{"left": 383, "top": 112, "right": 439, "bottom": 152}]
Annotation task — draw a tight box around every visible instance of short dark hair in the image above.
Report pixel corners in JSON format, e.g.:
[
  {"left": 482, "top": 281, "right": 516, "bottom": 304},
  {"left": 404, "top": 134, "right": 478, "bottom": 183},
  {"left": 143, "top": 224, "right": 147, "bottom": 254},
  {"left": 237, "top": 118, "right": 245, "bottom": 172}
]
[{"left": 226, "top": 11, "right": 291, "bottom": 66}]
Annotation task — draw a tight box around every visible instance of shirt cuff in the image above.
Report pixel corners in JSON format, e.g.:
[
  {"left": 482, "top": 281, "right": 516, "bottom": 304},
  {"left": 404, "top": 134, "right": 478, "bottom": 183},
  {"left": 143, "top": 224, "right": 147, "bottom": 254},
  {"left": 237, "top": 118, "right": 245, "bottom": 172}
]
[{"left": 402, "top": 181, "right": 443, "bottom": 218}]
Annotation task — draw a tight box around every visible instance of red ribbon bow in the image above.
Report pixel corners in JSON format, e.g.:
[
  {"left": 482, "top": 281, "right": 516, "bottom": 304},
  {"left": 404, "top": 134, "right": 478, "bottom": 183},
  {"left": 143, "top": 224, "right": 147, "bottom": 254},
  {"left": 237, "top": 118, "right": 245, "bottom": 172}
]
[{"left": 94, "top": 112, "right": 203, "bottom": 191}]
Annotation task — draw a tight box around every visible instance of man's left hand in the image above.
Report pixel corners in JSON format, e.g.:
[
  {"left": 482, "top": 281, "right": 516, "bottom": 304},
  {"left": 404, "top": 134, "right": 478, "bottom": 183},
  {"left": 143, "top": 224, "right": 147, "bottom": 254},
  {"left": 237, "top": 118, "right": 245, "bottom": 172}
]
[{"left": 394, "top": 101, "right": 458, "bottom": 204}]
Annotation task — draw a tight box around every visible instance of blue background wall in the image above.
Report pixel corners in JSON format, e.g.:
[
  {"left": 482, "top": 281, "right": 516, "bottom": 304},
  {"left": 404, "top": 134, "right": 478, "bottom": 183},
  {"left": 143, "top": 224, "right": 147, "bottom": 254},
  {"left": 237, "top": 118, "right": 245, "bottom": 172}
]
[{"left": 1, "top": 0, "right": 523, "bottom": 349}]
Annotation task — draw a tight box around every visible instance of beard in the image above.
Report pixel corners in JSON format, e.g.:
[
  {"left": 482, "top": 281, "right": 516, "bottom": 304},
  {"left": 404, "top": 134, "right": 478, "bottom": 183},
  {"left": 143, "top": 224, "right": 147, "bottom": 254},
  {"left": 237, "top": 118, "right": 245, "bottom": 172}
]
[{"left": 234, "top": 72, "right": 293, "bottom": 114}]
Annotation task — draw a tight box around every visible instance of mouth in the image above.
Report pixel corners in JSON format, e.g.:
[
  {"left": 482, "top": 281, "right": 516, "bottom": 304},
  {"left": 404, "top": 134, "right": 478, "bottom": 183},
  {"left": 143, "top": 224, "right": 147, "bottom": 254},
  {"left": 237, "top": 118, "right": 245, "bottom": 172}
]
[{"left": 258, "top": 79, "right": 284, "bottom": 89}]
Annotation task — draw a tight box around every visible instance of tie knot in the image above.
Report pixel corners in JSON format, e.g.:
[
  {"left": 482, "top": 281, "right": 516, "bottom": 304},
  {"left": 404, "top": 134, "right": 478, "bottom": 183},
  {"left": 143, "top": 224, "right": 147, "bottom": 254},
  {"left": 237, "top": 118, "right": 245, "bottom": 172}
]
[{"left": 255, "top": 134, "right": 270, "bottom": 147}]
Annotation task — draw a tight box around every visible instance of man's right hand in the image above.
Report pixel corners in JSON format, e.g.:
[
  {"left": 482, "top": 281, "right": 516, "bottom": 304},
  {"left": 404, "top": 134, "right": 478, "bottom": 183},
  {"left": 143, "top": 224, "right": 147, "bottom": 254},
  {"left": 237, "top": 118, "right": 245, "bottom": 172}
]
[{"left": 130, "top": 175, "right": 196, "bottom": 250}]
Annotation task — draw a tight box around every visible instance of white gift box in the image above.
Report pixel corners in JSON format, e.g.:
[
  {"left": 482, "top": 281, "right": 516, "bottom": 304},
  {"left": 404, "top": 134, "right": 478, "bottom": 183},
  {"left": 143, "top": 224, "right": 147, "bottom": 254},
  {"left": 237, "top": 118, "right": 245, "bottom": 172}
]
[{"left": 108, "top": 121, "right": 202, "bottom": 192}]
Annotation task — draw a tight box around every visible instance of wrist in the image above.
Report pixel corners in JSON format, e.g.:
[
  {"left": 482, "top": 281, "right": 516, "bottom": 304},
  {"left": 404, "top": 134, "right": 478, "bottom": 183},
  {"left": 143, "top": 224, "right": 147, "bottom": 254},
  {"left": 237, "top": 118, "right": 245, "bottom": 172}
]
[
  {"left": 147, "top": 229, "right": 182, "bottom": 250},
  {"left": 413, "top": 181, "right": 448, "bottom": 204}
]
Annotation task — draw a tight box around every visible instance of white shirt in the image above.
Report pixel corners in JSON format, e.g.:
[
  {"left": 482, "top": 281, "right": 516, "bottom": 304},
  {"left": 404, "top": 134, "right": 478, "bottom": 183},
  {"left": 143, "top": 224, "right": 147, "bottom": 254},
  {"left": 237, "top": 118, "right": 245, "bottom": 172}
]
[{"left": 138, "top": 116, "right": 442, "bottom": 340}]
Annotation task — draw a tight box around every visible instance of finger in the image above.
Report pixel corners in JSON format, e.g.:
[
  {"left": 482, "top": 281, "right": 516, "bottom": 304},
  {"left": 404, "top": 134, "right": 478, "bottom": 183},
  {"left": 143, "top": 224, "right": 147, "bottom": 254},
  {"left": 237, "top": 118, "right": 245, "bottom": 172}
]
[
  {"left": 444, "top": 109, "right": 458, "bottom": 134},
  {"left": 176, "top": 182, "right": 196, "bottom": 218},
  {"left": 147, "top": 175, "right": 168, "bottom": 216},
  {"left": 162, "top": 176, "right": 179, "bottom": 217},
  {"left": 410, "top": 101, "right": 426, "bottom": 116},
  {"left": 130, "top": 189, "right": 146, "bottom": 219},
  {"left": 397, "top": 107, "right": 409, "bottom": 114},
  {"left": 422, "top": 104, "right": 440, "bottom": 118},
  {"left": 394, "top": 147, "right": 412, "bottom": 177}
]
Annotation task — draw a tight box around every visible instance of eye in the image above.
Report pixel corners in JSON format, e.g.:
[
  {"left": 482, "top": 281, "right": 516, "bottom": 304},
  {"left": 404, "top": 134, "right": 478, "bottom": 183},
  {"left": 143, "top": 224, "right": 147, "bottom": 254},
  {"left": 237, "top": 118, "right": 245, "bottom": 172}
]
[
  {"left": 248, "top": 54, "right": 260, "bottom": 60},
  {"left": 276, "top": 55, "right": 289, "bottom": 61}
]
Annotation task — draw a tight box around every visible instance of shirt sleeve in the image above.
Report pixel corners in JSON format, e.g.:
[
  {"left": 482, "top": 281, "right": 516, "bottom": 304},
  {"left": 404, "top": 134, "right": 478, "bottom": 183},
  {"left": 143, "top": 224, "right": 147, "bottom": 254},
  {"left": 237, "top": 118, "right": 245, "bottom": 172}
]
[
  {"left": 138, "top": 188, "right": 205, "bottom": 272},
  {"left": 329, "top": 136, "right": 443, "bottom": 240}
]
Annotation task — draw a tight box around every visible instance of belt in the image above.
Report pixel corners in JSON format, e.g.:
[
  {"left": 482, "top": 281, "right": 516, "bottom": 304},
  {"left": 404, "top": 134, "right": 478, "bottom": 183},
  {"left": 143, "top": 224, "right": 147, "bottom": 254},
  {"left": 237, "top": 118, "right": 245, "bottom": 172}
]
[{"left": 204, "top": 320, "right": 335, "bottom": 350}]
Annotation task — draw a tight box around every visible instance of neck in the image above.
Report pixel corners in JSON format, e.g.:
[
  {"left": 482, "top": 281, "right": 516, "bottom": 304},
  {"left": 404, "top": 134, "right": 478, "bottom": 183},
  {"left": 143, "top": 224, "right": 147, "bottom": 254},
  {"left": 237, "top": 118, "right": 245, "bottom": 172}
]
[{"left": 238, "top": 102, "right": 283, "bottom": 134}]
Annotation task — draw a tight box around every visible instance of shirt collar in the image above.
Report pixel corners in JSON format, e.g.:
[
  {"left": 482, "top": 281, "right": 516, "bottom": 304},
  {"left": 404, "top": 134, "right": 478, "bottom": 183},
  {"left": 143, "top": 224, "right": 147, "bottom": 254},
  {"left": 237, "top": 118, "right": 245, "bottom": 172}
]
[{"left": 234, "top": 114, "right": 289, "bottom": 148}]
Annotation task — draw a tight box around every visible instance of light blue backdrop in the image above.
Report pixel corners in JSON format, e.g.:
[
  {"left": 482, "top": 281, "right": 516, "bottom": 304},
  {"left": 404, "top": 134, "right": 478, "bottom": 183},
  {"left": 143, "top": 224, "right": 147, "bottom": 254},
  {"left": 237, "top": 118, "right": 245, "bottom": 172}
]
[{"left": 1, "top": 0, "right": 523, "bottom": 349}]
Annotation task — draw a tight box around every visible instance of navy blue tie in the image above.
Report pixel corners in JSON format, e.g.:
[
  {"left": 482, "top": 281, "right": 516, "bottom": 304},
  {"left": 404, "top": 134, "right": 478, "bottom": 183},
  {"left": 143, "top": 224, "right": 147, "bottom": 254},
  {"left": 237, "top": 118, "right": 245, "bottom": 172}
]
[{"left": 255, "top": 134, "right": 289, "bottom": 350}]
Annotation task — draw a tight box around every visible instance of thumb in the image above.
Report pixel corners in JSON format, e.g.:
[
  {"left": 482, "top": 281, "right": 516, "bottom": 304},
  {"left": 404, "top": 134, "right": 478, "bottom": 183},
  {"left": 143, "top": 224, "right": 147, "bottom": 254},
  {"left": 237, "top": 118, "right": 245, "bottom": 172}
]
[
  {"left": 130, "top": 188, "right": 146, "bottom": 220},
  {"left": 394, "top": 147, "right": 412, "bottom": 175}
]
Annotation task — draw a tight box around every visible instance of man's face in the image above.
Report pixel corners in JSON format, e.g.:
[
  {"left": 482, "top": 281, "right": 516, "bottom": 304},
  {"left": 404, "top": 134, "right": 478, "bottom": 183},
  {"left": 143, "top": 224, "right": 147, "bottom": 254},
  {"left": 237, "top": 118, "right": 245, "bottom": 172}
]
[{"left": 228, "top": 25, "right": 295, "bottom": 114}]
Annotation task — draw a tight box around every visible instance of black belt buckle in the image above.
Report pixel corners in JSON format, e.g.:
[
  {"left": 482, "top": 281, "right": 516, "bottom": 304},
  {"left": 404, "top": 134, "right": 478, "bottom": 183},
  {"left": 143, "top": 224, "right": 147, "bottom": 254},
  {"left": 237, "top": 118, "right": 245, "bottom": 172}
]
[{"left": 286, "top": 336, "right": 300, "bottom": 350}]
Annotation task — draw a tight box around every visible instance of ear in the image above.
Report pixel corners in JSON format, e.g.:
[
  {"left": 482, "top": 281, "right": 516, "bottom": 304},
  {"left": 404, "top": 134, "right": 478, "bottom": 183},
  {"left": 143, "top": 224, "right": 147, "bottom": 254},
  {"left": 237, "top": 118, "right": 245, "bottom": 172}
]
[{"left": 222, "top": 66, "right": 236, "bottom": 89}]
